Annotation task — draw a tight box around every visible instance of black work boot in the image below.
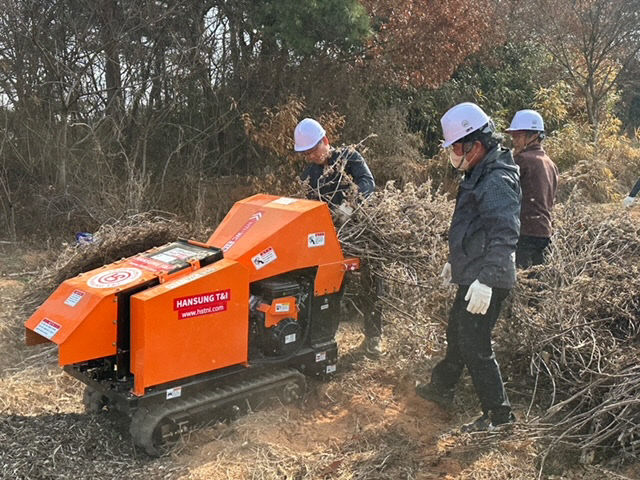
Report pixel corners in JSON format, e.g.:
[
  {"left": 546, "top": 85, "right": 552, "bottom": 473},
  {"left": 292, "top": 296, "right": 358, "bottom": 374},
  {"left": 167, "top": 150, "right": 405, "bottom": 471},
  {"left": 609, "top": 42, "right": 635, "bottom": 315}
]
[
  {"left": 415, "top": 382, "right": 454, "bottom": 409},
  {"left": 460, "top": 411, "right": 516, "bottom": 433},
  {"left": 460, "top": 413, "right": 492, "bottom": 433},
  {"left": 490, "top": 410, "right": 516, "bottom": 429},
  {"left": 363, "top": 336, "right": 384, "bottom": 359}
]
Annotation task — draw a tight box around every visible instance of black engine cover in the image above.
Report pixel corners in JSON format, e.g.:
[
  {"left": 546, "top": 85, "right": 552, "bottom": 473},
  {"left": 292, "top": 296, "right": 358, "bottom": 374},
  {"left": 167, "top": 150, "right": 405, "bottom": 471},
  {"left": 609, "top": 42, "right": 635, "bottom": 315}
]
[{"left": 263, "top": 318, "right": 301, "bottom": 356}]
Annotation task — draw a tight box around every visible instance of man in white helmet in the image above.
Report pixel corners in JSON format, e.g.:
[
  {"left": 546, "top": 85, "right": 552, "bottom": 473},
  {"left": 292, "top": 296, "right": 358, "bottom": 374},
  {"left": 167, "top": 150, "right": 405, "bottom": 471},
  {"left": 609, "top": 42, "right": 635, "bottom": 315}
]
[
  {"left": 505, "top": 110, "right": 558, "bottom": 268},
  {"left": 294, "top": 118, "right": 375, "bottom": 209},
  {"left": 416, "top": 102, "right": 521, "bottom": 433},
  {"left": 294, "top": 118, "right": 382, "bottom": 358}
]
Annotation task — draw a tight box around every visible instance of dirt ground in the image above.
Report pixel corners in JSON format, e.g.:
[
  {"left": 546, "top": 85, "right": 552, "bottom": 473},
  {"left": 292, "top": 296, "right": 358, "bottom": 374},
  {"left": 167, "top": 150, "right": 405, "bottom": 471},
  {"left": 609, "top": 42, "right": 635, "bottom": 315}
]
[{"left": 1, "top": 247, "right": 638, "bottom": 480}]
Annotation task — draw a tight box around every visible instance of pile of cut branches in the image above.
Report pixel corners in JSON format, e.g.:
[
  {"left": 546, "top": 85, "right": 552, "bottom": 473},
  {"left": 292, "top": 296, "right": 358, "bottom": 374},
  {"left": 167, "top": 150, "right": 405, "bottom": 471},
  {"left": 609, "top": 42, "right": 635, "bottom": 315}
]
[
  {"left": 336, "top": 181, "right": 454, "bottom": 368},
  {"left": 497, "top": 201, "right": 640, "bottom": 464},
  {"left": 21, "top": 212, "right": 190, "bottom": 317},
  {"left": 341, "top": 183, "right": 640, "bottom": 466}
]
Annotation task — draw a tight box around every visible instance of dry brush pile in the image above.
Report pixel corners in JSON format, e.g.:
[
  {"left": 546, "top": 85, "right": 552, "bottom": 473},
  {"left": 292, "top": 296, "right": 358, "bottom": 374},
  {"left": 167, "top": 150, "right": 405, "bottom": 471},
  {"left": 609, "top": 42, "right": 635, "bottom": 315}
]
[
  {"left": 500, "top": 201, "right": 640, "bottom": 466},
  {"left": 339, "top": 184, "right": 640, "bottom": 468}
]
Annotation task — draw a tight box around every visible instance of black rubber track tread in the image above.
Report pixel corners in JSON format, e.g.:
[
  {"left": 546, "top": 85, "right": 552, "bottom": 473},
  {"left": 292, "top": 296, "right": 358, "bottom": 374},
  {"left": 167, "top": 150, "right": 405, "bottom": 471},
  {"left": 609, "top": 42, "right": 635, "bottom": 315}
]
[
  {"left": 82, "top": 386, "right": 109, "bottom": 413},
  {"left": 129, "top": 367, "right": 305, "bottom": 456}
]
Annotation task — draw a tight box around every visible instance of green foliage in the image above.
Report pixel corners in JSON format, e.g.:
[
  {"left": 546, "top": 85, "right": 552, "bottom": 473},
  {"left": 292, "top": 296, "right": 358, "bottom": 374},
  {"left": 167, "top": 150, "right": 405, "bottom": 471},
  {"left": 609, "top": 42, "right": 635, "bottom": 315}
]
[
  {"left": 395, "top": 42, "right": 554, "bottom": 156},
  {"left": 247, "top": 0, "right": 371, "bottom": 56}
]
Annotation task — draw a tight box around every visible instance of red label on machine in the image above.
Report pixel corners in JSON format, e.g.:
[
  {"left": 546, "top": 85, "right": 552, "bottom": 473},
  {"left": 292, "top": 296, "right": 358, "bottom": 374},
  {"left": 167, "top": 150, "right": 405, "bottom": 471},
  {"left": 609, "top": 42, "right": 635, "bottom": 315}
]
[
  {"left": 34, "top": 318, "right": 61, "bottom": 339},
  {"left": 251, "top": 246, "right": 277, "bottom": 270},
  {"left": 222, "top": 211, "right": 264, "bottom": 252},
  {"left": 173, "top": 289, "right": 231, "bottom": 319},
  {"left": 64, "top": 289, "right": 86, "bottom": 307},
  {"left": 129, "top": 256, "right": 174, "bottom": 273}
]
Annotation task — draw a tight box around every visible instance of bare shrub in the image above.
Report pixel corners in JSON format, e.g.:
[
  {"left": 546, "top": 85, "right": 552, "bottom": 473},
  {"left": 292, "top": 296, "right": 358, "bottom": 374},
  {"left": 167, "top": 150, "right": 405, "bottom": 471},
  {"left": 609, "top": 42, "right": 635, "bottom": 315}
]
[{"left": 498, "top": 200, "right": 640, "bottom": 463}]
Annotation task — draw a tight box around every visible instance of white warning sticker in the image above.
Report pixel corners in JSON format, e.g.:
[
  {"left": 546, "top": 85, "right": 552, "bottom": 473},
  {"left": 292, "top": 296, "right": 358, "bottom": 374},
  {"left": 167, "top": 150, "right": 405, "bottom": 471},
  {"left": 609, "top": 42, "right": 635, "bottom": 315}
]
[
  {"left": 64, "top": 290, "right": 86, "bottom": 307},
  {"left": 271, "top": 197, "right": 297, "bottom": 205},
  {"left": 308, "top": 232, "right": 325, "bottom": 248},
  {"left": 315, "top": 351, "right": 327, "bottom": 362},
  {"left": 166, "top": 387, "right": 182, "bottom": 400},
  {"left": 275, "top": 303, "right": 290, "bottom": 313},
  {"left": 34, "top": 318, "right": 61, "bottom": 340},
  {"left": 285, "top": 333, "right": 297, "bottom": 344},
  {"left": 326, "top": 364, "right": 337, "bottom": 374},
  {"left": 87, "top": 268, "right": 143, "bottom": 289},
  {"left": 251, "top": 247, "right": 277, "bottom": 270}
]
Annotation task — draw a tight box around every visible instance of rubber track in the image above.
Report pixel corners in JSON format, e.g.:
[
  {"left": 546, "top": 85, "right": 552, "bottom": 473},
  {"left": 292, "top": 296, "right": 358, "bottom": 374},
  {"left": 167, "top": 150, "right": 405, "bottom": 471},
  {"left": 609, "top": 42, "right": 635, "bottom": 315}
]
[{"left": 130, "top": 367, "right": 305, "bottom": 456}]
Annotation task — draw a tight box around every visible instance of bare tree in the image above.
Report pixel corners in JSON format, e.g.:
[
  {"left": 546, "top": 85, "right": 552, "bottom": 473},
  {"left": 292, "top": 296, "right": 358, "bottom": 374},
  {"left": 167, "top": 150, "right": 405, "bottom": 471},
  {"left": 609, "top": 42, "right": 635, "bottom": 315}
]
[{"left": 518, "top": 0, "right": 640, "bottom": 139}]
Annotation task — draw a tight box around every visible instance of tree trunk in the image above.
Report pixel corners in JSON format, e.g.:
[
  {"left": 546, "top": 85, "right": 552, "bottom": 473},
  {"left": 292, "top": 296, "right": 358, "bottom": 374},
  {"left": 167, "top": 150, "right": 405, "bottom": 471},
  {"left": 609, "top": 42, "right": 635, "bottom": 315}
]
[{"left": 101, "top": 0, "right": 123, "bottom": 117}]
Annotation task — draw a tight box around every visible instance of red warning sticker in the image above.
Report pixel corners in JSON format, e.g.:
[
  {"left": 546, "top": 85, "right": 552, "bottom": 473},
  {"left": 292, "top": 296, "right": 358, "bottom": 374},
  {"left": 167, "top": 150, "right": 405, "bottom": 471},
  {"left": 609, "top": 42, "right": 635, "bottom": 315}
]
[
  {"left": 34, "top": 318, "right": 61, "bottom": 340},
  {"left": 64, "top": 289, "right": 86, "bottom": 307},
  {"left": 129, "top": 256, "right": 173, "bottom": 273},
  {"left": 173, "top": 289, "right": 231, "bottom": 319}
]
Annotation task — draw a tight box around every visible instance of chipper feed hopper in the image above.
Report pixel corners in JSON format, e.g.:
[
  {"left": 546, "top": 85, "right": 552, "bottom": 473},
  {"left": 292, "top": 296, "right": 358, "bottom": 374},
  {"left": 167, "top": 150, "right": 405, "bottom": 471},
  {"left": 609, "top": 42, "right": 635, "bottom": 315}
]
[{"left": 25, "top": 194, "right": 359, "bottom": 455}]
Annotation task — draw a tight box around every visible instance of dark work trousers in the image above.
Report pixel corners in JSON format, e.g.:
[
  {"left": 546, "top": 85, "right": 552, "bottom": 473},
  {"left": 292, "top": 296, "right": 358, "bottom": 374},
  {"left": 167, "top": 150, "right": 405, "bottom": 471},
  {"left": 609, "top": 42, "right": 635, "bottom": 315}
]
[
  {"left": 516, "top": 235, "right": 551, "bottom": 268},
  {"left": 431, "top": 284, "right": 511, "bottom": 416},
  {"left": 360, "top": 262, "right": 384, "bottom": 338}
]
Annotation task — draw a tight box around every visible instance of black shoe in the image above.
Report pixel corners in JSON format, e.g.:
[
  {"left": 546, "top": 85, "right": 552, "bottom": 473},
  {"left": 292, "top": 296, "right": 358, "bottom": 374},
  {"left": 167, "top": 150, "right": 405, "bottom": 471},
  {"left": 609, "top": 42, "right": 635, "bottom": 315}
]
[
  {"left": 415, "top": 382, "right": 454, "bottom": 409},
  {"left": 460, "top": 412, "right": 516, "bottom": 433},
  {"left": 491, "top": 411, "right": 516, "bottom": 429},
  {"left": 460, "top": 413, "right": 492, "bottom": 433},
  {"left": 363, "top": 336, "right": 384, "bottom": 359}
]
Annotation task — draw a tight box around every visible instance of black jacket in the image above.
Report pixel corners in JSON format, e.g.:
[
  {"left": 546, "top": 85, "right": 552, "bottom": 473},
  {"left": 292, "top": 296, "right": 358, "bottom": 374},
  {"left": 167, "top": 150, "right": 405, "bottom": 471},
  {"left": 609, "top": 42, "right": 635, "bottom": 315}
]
[
  {"left": 449, "top": 146, "right": 521, "bottom": 289},
  {"left": 301, "top": 147, "right": 375, "bottom": 206}
]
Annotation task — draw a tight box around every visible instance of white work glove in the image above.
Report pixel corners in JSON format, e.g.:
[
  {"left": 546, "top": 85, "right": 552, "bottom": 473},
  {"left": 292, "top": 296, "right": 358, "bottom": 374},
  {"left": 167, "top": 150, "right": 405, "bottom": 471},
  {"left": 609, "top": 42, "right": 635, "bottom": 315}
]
[
  {"left": 336, "top": 204, "right": 354, "bottom": 222},
  {"left": 440, "top": 262, "right": 452, "bottom": 287},
  {"left": 623, "top": 196, "right": 636, "bottom": 208},
  {"left": 464, "top": 279, "right": 492, "bottom": 315}
]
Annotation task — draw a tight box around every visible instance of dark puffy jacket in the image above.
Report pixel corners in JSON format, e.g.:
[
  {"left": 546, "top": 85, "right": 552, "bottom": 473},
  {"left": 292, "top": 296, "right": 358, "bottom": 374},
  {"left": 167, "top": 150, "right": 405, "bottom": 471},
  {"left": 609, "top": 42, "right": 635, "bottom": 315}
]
[
  {"left": 301, "top": 147, "right": 375, "bottom": 206},
  {"left": 449, "top": 146, "right": 521, "bottom": 289}
]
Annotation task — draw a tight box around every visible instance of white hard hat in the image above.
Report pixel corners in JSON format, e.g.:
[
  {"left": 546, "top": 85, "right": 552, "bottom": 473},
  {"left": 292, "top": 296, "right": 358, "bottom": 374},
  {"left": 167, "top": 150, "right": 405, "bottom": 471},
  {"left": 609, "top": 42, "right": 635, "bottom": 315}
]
[
  {"left": 294, "top": 118, "right": 326, "bottom": 152},
  {"left": 440, "top": 102, "right": 492, "bottom": 147},
  {"left": 506, "top": 109, "right": 544, "bottom": 132}
]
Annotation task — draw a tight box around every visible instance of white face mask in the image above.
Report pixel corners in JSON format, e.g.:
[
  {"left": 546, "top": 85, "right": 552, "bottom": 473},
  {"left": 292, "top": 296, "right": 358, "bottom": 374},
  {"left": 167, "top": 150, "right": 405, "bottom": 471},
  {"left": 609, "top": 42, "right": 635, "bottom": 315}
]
[{"left": 449, "top": 150, "right": 466, "bottom": 169}]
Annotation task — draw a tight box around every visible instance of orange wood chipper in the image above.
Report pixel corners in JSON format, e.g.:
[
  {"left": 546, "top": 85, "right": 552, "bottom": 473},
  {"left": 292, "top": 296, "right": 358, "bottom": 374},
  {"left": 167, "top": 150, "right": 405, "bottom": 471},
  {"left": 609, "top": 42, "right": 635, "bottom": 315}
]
[{"left": 25, "top": 194, "right": 359, "bottom": 455}]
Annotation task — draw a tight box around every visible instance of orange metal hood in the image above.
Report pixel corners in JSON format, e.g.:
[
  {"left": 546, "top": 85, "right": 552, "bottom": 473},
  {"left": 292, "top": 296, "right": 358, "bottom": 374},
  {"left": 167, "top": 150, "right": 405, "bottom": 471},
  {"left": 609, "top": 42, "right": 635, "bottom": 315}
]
[
  {"left": 206, "top": 195, "right": 345, "bottom": 283},
  {"left": 24, "top": 240, "right": 225, "bottom": 365}
]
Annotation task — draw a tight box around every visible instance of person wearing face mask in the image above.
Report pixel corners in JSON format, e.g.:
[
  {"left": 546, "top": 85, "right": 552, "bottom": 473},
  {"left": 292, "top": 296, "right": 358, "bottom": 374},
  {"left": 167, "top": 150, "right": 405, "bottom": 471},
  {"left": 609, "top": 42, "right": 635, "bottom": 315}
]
[
  {"left": 294, "top": 118, "right": 383, "bottom": 358},
  {"left": 505, "top": 110, "right": 558, "bottom": 268},
  {"left": 415, "top": 102, "right": 521, "bottom": 433}
]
